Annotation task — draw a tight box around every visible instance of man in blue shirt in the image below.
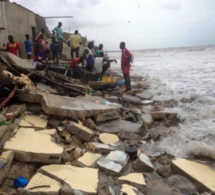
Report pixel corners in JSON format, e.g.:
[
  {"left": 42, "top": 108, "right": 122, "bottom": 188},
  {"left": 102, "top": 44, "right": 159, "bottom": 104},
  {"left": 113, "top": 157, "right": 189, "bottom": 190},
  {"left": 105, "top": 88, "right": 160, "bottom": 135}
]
[
  {"left": 52, "top": 22, "right": 63, "bottom": 56},
  {"left": 25, "top": 34, "right": 32, "bottom": 59}
]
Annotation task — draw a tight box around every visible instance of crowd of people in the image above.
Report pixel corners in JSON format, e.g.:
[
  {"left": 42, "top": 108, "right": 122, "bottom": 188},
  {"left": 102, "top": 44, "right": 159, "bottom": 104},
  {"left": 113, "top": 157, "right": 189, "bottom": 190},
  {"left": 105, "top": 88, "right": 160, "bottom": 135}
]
[{"left": 1, "top": 21, "right": 133, "bottom": 91}]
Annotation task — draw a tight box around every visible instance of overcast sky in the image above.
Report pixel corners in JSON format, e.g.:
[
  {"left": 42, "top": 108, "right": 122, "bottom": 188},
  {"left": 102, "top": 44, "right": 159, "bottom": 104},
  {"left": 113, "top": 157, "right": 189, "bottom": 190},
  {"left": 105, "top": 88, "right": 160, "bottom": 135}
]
[{"left": 10, "top": 0, "right": 215, "bottom": 50}]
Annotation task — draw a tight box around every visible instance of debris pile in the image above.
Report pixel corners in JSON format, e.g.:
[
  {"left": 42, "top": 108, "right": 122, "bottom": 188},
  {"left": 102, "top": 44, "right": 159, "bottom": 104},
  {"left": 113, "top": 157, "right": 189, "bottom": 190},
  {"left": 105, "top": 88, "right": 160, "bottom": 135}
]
[{"left": 0, "top": 52, "right": 214, "bottom": 194}]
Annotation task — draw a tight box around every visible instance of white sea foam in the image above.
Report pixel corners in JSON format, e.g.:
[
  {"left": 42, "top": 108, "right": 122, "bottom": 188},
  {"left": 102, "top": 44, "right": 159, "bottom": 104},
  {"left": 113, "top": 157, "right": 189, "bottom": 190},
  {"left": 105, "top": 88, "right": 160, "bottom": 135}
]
[{"left": 109, "top": 45, "right": 215, "bottom": 159}]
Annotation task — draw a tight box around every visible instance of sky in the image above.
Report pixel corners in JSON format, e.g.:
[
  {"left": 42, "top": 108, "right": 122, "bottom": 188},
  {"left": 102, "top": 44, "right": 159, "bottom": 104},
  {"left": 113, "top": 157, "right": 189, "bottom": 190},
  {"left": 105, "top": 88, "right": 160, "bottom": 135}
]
[{"left": 10, "top": 0, "right": 215, "bottom": 50}]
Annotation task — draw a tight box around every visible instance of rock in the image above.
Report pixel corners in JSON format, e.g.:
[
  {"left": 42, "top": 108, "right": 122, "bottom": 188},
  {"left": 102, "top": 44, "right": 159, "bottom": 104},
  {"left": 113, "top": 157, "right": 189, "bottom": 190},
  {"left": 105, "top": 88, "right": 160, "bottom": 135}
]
[
  {"left": 77, "top": 152, "right": 101, "bottom": 167},
  {"left": 97, "top": 119, "right": 142, "bottom": 133},
  {"left": 150, "top": 111, "right": 177, "bottom": 120},
  {"left": 41, "top": 94, "right": 117, "bottom": 118},
  {"left": 122, "top": 94, "right": 142, "bottom": 104},
  {"left": 136, "top": 91, "right": 153, "bottom": 100},
  {"left": 99, "top": 133, "right": 119, "bottom": 145},
  {"left": 148, "top": 129, "right": 161, "bottom": 141},
  {"left": 119, "top": 173, "right": 146, "bottom": 186},
  {"left": 48, "top": 118, "right": 61, "bottom": 127},
  {"left": 40, "top": 165, "right": 99, "bottom": 194},
  {"left": 133, "top": 153, "right": 154, "bottom": 172},
  {"left": 3, "top": 128, "right": 64, "bottom": 163},
  {"left": 140, "top": 113, "right": 153, "bottom": 129},
  {"left": 60, "top": 130, "right": 73, "bottom": 143},
  {"left": 141, "top": 100, "right": 154, "bottom": 105},
  {"left": 156, "top": 165, "right": 173, "bottom": 177},
  {"left": 87, "top": 142, "right": 115, "bottom": 154},
  {"left": 172, "top": 158, "right": 215, "bottom": 192},
  {"left": 19, "top": 115, "right": 48, "bottom": 129},
  {"left": 86, "top": 118, "right": 96, "bottom": 129},
  {"left": 25, "top": 172, "right": 62, "bottom": 195},
  {"left": 95, "top": 111, "right": 120, "bottom": 123},
  {"left": 66, "top": 121, "right": 95, "bottom": 142},
  {"left": 121, "top": 184, "right": 143, "bottom": 195},
  {"left": 0, "top": 151, "right": 14, "bottom": 185}
]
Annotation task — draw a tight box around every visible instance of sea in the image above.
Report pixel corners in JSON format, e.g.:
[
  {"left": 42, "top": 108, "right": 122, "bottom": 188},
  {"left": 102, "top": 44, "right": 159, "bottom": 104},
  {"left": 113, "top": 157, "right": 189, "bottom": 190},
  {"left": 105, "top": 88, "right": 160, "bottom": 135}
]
[{"left": 109, "top": 45, "right": 215, "bottom": 159}]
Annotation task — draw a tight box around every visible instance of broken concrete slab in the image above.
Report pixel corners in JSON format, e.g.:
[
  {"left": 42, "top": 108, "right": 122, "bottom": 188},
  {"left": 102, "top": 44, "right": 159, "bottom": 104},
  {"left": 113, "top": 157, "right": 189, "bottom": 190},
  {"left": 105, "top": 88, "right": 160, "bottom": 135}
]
[
  {"left": 119, "top": 173, "right": 146, "bottom": 186},
  {"left": 41, "top": 94, "right": 118, "bottom": 118},
  {"left": 96, "top": 119, "right": 142, "bottom": 133},
  {"left": 25, "top": 172, "right": 62, "bottom": 195},
  {"left": 136, "top": 91, "right": 153, "bottom": 100},
  {"left": 77, "top": 152, "right": 101, "bottom": 167},
  {"left": 3, "top": 128, "right": 64, "bottom": 163},
  {"left": 19, "top": 90, "right": 44, "bottom": 103},
  {"left": 97, "top": 158, "right": 124, "bottom": 175},
  {"left": 6, "top": 52, "right": 34, "bottom": 70},
  {"left": 105, "top": 96, "right": 120, "bottom": 103},
  {"left": 99, "top": 133, "right": 119, "bottom": 145},
  {"left": 87, "top": 142, "right": 115, "bottom": 154},
  {"left": 97, "top": 151, "right": 128, "bottom": 174},
  {"left": 19, "top": 115, "right": 48, "bottom": 129},
  {"left": 121, "top": 184, "right": 143, "bottom": 195},
  {"left": 95, "top": 110, "right": 120, "bottom": 123},
  {"left": 0, "top": 151, "right": 14, "bottom": 185},
  {"left": 105, "top": 151, "right": 129, "bottom": 165},
  {"left": 133, "top": 153, "right": 154, "bottom": 172},
  {"left": 172, "top": 158, "right": 215, "bottom": 192},
  {"left": 5, "top": 104, "right": 26, "bottom": 117},
  {"left": 122, "top": 94, "right": 142, "bottom": 104},
  {"left": 150, "top": 111, "right": 177, "bottom": 120},
  {"left": 66, "top": 121, "right": 95, "bottom": 142},
  {"left": 40, "top": 165, "right": 99, "bottom": 194}
]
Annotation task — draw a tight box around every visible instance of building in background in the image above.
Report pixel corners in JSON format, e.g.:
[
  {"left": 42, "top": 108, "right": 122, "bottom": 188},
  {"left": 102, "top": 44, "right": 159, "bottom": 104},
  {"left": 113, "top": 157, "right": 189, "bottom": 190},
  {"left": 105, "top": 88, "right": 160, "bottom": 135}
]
[{"left": 0, "top": 0, "right": 49, "bottom": 57}]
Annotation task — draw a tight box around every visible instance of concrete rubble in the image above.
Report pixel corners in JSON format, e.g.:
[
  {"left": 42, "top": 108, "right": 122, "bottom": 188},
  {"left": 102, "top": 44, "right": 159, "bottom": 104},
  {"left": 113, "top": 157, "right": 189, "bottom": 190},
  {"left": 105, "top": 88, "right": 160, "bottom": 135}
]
[{"left": 0, "top": 51, "right": 213, "bottom": 195}]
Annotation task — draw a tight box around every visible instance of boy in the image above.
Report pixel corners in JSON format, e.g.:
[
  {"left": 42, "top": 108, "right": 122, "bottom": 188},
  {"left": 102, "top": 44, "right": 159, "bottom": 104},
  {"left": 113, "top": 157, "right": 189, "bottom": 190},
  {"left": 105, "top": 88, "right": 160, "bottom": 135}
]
[
  {"left": 24, "top": 34, "right": 32, "bottom": 59},
  {"left": 6, "top": 35, "right": 21, "bottom": 57}
]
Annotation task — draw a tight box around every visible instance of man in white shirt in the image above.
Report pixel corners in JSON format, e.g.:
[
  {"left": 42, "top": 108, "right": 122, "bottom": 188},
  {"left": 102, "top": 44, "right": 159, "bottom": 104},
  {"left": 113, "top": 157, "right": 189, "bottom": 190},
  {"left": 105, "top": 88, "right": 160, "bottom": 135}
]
[{"left": 94, "top": 52, "right": 117, "bottom": 74}]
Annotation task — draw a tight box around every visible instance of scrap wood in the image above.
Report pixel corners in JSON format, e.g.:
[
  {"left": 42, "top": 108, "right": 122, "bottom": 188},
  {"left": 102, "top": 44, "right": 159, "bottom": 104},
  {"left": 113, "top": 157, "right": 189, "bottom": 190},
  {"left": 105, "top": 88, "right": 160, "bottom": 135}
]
[
  {"left": 30, "top": 72, "right": 85, "bottom": 96},
  {"left": 0, "top": 84, "right": 19, "bottom": 110}
]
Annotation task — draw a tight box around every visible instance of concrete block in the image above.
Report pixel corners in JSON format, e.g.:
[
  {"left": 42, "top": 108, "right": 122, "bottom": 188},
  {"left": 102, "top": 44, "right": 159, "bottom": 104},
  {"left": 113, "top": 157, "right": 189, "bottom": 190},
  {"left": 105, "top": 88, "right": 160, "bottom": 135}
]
[
  {"left": 3, "top": 128, "right": 64, "bottom": 163},
  {"left": 99, "top": 133, "right": 119, "bottom": 145},
  {"left": 0, "top": 151, "right": 14, "bottom": 185},
  {"left": 119, "top": 173, "right": 146, "bottom": 186},
  {"left": 172, "top": 158, "right": 215, "bottom": 192},
  {"left": 66, "top": 122, "right": 94, "bottom": 142},
  {"left": 97, "top": 119, "right": 142, "bottom": 133},
  {"left": 25, "top": 172, "right": 62, "bottom": 195},
  {"left": 133, "top": 153, "right": 154, "bottom": 172},
  {"left": 40, "top": 165, "right": 99, "bottom": 194},
  {"left": 95, "top": 111, "right": 120, "bottom": 123}
]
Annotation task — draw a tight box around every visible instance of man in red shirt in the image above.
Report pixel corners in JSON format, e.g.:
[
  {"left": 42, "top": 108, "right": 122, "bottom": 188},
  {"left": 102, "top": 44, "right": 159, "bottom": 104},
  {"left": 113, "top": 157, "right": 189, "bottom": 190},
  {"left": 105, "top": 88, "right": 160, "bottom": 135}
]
[
  {"left": 120, "top": 42, "right": 132, "bottom": 91},
  {"left": 70, "top": 57, "right": 84, "bottom": 78},
  {"left": 6, "top": 35, "right": 21, "bottom": 57}
]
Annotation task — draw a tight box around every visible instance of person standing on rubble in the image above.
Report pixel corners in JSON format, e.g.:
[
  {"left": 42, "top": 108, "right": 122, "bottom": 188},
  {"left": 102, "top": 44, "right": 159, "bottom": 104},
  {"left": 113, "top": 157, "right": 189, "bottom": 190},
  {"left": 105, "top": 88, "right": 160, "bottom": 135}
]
[
  {"left": 120, "top": 42, "right": 132, "bottom": 91},
  {"left": 83, "top": 48, "right": 94, "bottom": 72},
  {"left": 50, "top": 37, "right": 59, "bottom": 65},
  {"left": 34, "top": 28, "right": 46, "bottom": 57},
  {"left": 68, "top": 30, "right": 82, "bottom": 60},
  {"left": 24, "top": 34, "right": 32, "bottom": 59},
  {"left": 52, "top": 22, "right": 63, "bottom": 56},
  {"left": 6, "top": 35, "right": 21, "bottom": 57}
]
